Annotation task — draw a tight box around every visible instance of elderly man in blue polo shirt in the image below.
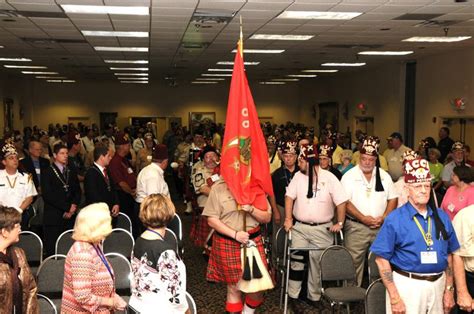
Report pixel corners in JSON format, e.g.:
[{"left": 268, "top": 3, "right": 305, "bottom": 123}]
[{"left": 371, "top": 157, "right": 460, "bottom": 314}]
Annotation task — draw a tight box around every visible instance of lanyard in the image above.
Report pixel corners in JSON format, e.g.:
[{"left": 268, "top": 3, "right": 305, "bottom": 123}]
[
  {"left": 413, "top": 216, "right": 433, "bottom": 248},
  {"left": 146, "top": 228, "right": 165, "bottom": 240},
  {"left": 93, "top": 245, "right": 114, "bottom": 281}
]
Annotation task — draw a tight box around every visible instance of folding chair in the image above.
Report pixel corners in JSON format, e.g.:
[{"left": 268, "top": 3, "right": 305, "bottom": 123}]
[
  {"left": 37, "top": 293, "right": 58, "bottom": 314},
  {"left": 55, "top": 229, "right": 74, "bottom": 255},
  {"left": 365, "top": 278, "right": 386, "bottom": 314},
  {"left": 186, "top": 291, "right": 197, "bottom": 314},
  {"left": 168, "top": 214, "right": 184, "bottom": 254},
  {"left": 104, "top": 253, "right": 132, "bottom": 299},
  {"left": 319, "top": 245, "right": 366, "bottom": 313},
  {"left": 37, "top": 254, "right": 67, "bottom": 311},
  {"left": 16, "top": 231, "right": 43, "bottom": 274},
  {"left": 274, "top": 227, "right": 288, "bottom": 309},
  {"left": 166, "top": 228, "right": 180, "bottom": 254},
  {"left": 368, "top": 251, "right": 380, "bottom": 283},
  {"left": 103, "top": 228, "right": 135, "bottom": 258},
  {"left": 116, "top": 212, "right": 133, "bottom": 234}
]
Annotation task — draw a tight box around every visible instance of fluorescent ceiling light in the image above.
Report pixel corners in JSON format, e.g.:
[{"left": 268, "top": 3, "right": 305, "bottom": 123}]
[
  {"left": 4, "top": 65, "right": 47, "bottom": 69},
  {"left": 110, "top": 67, "right": 148, "bottom": 71},
  {"left": 192, "top": 81, "right": 218, "bottom": 84},
  {"left": 402, "top": 36, "right": 471, "bottom": 43},
  {"left": 278, "top": 11, "right": 362, "bottom": 20},
  {"left": 47, "top": 80, "right": 75, "bottom": 83},
  {"left": 104, "top": 60, "right": 148, "bottom": 64},
  {"left": 288, "top": 74, "right": 317, "bottom": 78},
  {"left": 208, "top": 68, "right": 233, "bottom": 72},
  {"left": 358, "top": 51, "right": 414, "bottom": 56},
  {"left": 271, "top": 78, "right": 299, "bottom": 82},
  {"left": 302, "top": 69, "right": 338, "bottom": 73},
  {"left": 202, "top": 73, "right": 232, "bottom": 77},
  {"left": 250, "top": 34, "right": 313, "bottom": 41},
  {"left": 260, "top": 82, "right": 286, "bottom": 85},
  {"left": 117, "top": 77, "right": 148, "bottom": 80},
  {"left": 95, "top": 47, "right": 148, "bottom": 52},
  {"left": 36, "top": 76, "right": 67, "bottom": 79},
  {"left": 0, "top": 46, "right": 4, "bottom": 48},
  {"left": 120, "top": 81, "right": 148, "bottom": 84},
  {"left": 61, "top": 5, "right": 149, "bottom": 16},
  {"left": 231, "top": 49, "right": 284, "bottom": 54},
  {"left": 114, "top": 73, "right": 148, "bottom": 76},
  {"left": 196, "top": 78, "right": 225, "bottom": 81},
  {"left": 217, "top": 61, "right": 260, "bottom": 65},
  {"left": 82, "top": 31, "right": 148, "bottom": 38},
  {"left": 22, "top": 71, "right": 58, "bottom": 74},
  {"left": 0, "top": 58, "right": 31, "bottom": 62},
  {"left": 322, "top": 63, "right": 366, "bottom": 67}
]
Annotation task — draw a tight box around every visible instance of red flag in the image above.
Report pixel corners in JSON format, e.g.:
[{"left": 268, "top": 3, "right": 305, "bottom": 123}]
[{"left": 221, "top": 39, "right": 274, "bottom": 210}]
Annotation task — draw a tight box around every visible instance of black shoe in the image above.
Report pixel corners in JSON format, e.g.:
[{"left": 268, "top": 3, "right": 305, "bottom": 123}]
[
  {"left": 304, "top": 299, "right": 324, "bottom": 311},
  {"left": 288, "top": 297, "right": 305, "bottom": 314}
]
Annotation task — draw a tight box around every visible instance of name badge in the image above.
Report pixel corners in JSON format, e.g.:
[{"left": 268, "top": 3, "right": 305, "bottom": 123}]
[
  {"left": 420, "top": 251, "right": 437, "bottom": 264},
  {"left": 35, "top": 168, "right": 41, "bottom": 175},
  {"left": 210, "top": 174, "right": 220, "bottom": 182},
  {"left": 127, "top": 167, "right": 134, "bottom": 174}
]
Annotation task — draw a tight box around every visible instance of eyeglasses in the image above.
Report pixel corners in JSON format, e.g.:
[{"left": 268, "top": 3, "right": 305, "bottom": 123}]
[{"left": 408, "top": 183, "right": 431, "bottom": 190}]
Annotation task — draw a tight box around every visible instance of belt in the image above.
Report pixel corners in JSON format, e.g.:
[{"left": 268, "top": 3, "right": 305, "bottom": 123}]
[
  {"left": 345, "top": 216, "right": 362, "bottom": 224},
  {"left": 217, "top": 227, "right": 261, "bottom": 242},
  {"left": 393, "top": 268, "right": 443, "bottom": 282},
  {"left": 296, "top": 220, "right": 331, "bottom": 226}
]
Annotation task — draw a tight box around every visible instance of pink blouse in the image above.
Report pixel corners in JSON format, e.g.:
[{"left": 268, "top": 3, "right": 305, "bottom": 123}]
[{"left": 441, "top": 185, "right": 474, "bottom": 221}]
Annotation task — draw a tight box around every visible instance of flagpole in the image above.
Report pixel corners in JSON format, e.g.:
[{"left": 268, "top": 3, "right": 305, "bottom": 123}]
[{"left": 239, "top": 15, "right": 243, "bottom": 57}]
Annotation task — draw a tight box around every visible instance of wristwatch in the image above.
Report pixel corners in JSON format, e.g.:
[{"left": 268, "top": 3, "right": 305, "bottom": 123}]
[
  {"left": 338, "top": 221, "right": 344, "bottom": 227},
  {"left": 446, "top": 285, "right": 455, "bottom": 292}
]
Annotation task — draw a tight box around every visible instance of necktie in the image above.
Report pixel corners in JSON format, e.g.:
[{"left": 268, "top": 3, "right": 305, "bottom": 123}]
[{"left": 103, "top": 168, "right": 109, "bottom": 183}]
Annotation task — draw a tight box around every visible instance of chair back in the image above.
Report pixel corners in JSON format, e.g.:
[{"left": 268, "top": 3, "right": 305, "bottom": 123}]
[
  {"left": 103, "top": 228, "right": 135, "bottom": 258},
  {"left": 165, "top": 228, "right": 179, "bottom": 253},
  {"left": 274, "top": 227, "right": 287, "bottom": 261},
  {"left": 168, "top": 214, "right": 183, "bottom": 241},
  {"left": 37, "top": 293, "right": 58, "bottom": 314},
  {"left": 116, "top": 212, "right": 133, "bottom": 234},
  {"left": 37, "top": 254, "right": 67, "bottom": 298},
  {"left": 319, "top": 245, "right": 356, "bottom": 283},
  {"left": 365, "top": 278, "right": 386, "bottom": 314},
  {"left": 16, "top": 231, "right": 43, "bottom": 266},
  {"left": 105, "top": 253, "right": 132, "bottom": 295},
  {"left": 368, "top": 251, "right": 380, "bottom": 283},
  {"left": 55, "top": 229, "right": 74, "bottom": 255},
  {"left": 186, "top": 291, "right": 197, "bottom": 314}
]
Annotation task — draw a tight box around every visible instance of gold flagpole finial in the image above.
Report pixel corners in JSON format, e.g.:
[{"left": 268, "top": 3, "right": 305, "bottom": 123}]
[{"left": 239, "top": 15, "right": 243, "bottom": 58}]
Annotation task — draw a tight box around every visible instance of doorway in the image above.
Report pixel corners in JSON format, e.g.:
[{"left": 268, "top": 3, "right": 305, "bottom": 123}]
[
  {"left": 353, "top": 116, "right": 374, "bottom": 140},
  {"left": 440, "top": 117, "right": 474, "bottom": 150}
]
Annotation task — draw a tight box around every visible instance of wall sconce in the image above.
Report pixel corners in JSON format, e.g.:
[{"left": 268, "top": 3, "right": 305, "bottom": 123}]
[
  {"left": 451, "top": 98, "right": 467, "bottom": 112},
  {"left": 357, "top": 103, "right": 366, "bottom": 114}
]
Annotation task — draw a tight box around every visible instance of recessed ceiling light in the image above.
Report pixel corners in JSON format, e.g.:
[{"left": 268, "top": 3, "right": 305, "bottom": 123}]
[
  {"left": 302, "top": 69, "right": 338, "bottom": 73},
  {"left": 0, "top": 58, "right": 32, "bottom": 62},
  {"left": 271, "top": 78, "right": 299, "bottom": 82},
  {"left": 217, "top": 61, "right": 260, "bottom": 65},
  {"left": 358, "top": 51, "right": 414, "bottom": 56},
  {"left": 250, "top": 34, "right": 314, "bottom": 41},
  {"left": 36, "top": 76, "right": 67, "bottom": 79},
  {"left": 402, "top": 36, "right": 471, "bottom": 43},
  {"left": 288, "top": 74, "right": 317, "bottom": 78},
  {"left": 196, "top": 78, "right": 225, "bottom": 81},
  {"left": 110, "top": 67, "right": 148, "bottom": 71},
  {"left": 82, "top": 31, "right": 148, "bottom": 38},
  {"left": 202, "top": 73, "right": 232, "bottom": 77},
  {"left": 104, "top": 60, "right": 148, "bottom": 64},
  {"left": 117, "top": 77, "right": 148, "bottom": 80},
  {"left": 22, "top": 71, "right": 59, "bottom": 74},
  {"left": 114, "top": 73, "right": 148, "bottom": 76},
  {"left": 120, "top": 81, "right": 148, "bottom": 84},
  {"left": 61, "top": 5, "right": 149, "bottom": 16},
  {"left": 322, "top": 63, "right": 366, "bottom": 67},
  {"left": 231, "top": 49, "right": 284, "bottom": 54},
  {"left": 95, "top": 47, "right": 148, "bottom": 52},
  {"left": 277, "top": 11, "right": 362, "bottom": 20},
  {"left": 207, "top": 68, "right": 233, "bottom": 72},
  {"left": 46, "top": 80, "right": 75, "bottom": 83},
  {"left": 192, "top": 81, "right": 219, "bottom": 84},
  {"left": 260, "top": 82, "right": 286, "bottom": 85},
  {"left": 4, "top": 65, "right": 47, "bottom": 69}
]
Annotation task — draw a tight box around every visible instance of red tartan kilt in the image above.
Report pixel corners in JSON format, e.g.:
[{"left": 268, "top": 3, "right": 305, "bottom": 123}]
[
  {"left": 190, "top": 209, "right": 211, "bottom": 247},
  {"left": 206, "top": 228, "right": 268, "bottom": 285}
]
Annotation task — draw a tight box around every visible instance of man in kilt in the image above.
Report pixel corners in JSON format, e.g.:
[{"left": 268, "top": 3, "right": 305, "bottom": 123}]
[{"left": 203, "top": 178, "right": 272, "bottom": 314}]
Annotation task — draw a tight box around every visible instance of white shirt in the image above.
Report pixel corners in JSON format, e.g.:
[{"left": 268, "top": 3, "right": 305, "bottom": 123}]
[
  {"left": 341, "top": 165, "right": 397, "bottom": 218},
  {"left": 133, "top": 138, "right": 146, "bottom": 153},
  {"left": 0, "top": 169, "right": 38, "bottom": 212},
  {"left": 441, "top": 161, "right": 471, "bottom": 185},
  {"left": 135, "top": 162, "right": 169, "bottom": 203},
  {"left": 81, "top": 136, "right": 95, "bottom": 153}
]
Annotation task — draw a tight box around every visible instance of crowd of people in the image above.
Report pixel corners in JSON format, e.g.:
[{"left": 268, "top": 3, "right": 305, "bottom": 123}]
[{"left": 0, "top": 120, "right": 473, "bottom": 313}]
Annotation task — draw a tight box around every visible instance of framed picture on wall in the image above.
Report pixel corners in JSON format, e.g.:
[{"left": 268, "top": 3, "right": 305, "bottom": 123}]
[{"left": 189, "top": 112, "right": 216, "bottom": 135}]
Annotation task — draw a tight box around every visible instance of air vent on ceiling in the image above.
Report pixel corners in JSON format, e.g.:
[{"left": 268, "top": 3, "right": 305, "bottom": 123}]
[
  {"left": 191, "top": 10, "right": 235, "bottom": 24},
  {"left": 393, "top": 13, "right": 443, "bottom": 21},
  {"left": 0, "top": 10, "right": 67, "bottom": 18},
  {"left": 415, "top": 20, "right": 460, "bottom": 27},
  {"left": 325, "top": 44, "right": 383, "bottom": 49},
  {"left": 21, "top": 38, "right": 87, "bottom": 44}
]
